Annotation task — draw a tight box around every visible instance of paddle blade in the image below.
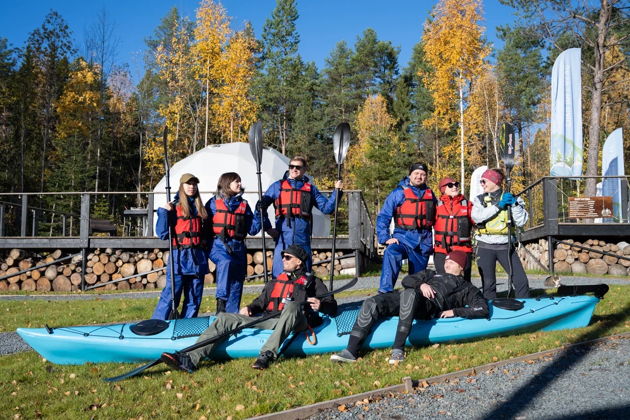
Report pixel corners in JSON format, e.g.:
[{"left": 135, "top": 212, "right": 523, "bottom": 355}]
[
  {"left": 333, "top": 123, "right": 351, "bottom": 165},
  {"left": 103, "top": 359, "right": 162, "bottom": 382},
  {"left": 248, "top": 121, "right": 264, "bottom": 168},
  {"left": 499, "top": 123, "right": 515, "bottom": 170}
]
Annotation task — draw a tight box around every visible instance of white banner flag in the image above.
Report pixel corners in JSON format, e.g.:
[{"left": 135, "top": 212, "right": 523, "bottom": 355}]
[
  {"left": 601, "top": 128, "right": 625, "bottom": 221},
  {"left": 469, "top": 165, "right": 488, "bottom": 200},
  {"left": 550, "top": 48, "right": 583, "bottom": 177}
]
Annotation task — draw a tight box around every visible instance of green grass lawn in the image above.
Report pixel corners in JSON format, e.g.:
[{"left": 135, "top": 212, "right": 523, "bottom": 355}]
[{"left": 1, "top": 286, "right": 629, "bottom": 419}]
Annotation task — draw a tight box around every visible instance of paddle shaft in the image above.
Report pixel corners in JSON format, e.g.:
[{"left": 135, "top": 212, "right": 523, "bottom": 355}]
[
  {"left": 329, "top": 123, "right": 350, "bottom": 290},
  {"left": 162, "top": 127, "right": 178, "bottom": 320},
  {"left": 328, "top": 163, "right": 342, "bottom": 290},
  {"left": 255, "top": 167, "right": 269, "bottom": 284},
  {"left": 104, "top": 277, "right": 358, "bottom": 382}
]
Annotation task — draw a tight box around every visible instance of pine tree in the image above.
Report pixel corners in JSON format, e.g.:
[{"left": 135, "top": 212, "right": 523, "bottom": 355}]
[
  {"left": 0, "top": 38, "right": 18, "bottom": 192},
  {"left": 24, "top": 10, "right": 75, "bottom": 192},
  {"left": 254, "top": 0, "right": 304, "bottom": 154}
]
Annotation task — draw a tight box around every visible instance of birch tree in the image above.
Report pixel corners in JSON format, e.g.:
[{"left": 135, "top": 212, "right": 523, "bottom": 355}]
[{"left": 422, "top": 0, "right": 489, "bottom": 190}]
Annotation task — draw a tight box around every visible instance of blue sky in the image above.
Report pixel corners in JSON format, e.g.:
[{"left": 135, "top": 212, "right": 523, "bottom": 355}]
[{"left": 1, "top": 0, "right": 516, "bottom": 83}]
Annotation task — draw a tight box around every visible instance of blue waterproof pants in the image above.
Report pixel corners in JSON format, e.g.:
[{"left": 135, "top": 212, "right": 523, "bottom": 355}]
[
  {"left": 211, "top": 243, "right": 247, "bottom": 313},
  {"left": 378, "top": 243, "right": 429, "bottom": 293},
  {"left": 152, "top": 272, "right": 204, "bottom": 320}
]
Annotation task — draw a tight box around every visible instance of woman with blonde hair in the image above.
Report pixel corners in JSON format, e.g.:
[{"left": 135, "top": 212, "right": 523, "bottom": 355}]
[
  {"left": 206, "top": 172, "right": 260, "bottom": 313},
  {"left": 152, "top": 173, "right": 211, "bottom": 320}
]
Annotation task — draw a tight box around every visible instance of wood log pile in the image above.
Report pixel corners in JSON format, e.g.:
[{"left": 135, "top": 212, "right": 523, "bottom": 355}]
[
  {"left": 311, "top": 251, "right": 355, "bottom": 278},
  {"left": 518, "top": 239, "right": 630, "bottom": 276},
  {"left": 0, "top": 248, "right": 356, "bottom": 292}
]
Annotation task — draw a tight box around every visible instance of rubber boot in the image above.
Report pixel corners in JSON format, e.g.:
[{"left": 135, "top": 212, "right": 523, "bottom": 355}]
[{"left": 216, "top": 298, "right": 226, "bottom": 315}]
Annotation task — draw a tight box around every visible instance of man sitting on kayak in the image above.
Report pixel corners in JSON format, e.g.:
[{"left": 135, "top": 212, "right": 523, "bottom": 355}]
[
  {"left": 161, "top": 244, "right": 337, "bottom": 371},
  {"left": 331, "top": 251, "right": 488, "bottom": 364}
]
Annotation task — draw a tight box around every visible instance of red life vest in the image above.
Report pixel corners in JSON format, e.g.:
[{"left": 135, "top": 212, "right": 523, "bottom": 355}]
[
  {"left": 172, "top": 205, "right": 203, "bottom": 248},
  {"left": 265, "top": 272, "right": 307, "bottom": 312},
  {"left": 212, "top": 198, "right": 248, "bottom": 240},
  {"left": 394, "top": 187, "right": 436, "bottom": 230},
  {"left": 434, "top": 195, "right": 473, "bottom": 254},
  {"left": 274, "top": 180, "right": 313, "bottom": 219}
]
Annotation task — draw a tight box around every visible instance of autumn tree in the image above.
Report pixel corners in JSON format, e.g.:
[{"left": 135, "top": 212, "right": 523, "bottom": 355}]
[
  {"left": 153, "top": 17, "right": 202, "bottom": 163},
  {"left": 193, "top": 0, "right": 230, "bottom": 146},
  {"left": 422, "top": 0, "right": 489, "bottom": 190},
  {"left": 465, "top": 65, "right": 503, "bottom": 168},
  {"left": 52, "top": 59, "right": 100, "bottom": 190},
  {"left": 210, "top": 28, "right": 259, "bottom": 143},
  {"left": 346, "top": 94, "right": 411, "bottom": 211},
  {"left": 500, "top": 0, "right": 629, "bottom": 196}
]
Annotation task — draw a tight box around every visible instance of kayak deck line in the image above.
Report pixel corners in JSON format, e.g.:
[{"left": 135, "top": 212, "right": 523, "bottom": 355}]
[
  {"left": 31, "top": 296, "right": 571, "bottom": 341},
  {"left": 16, "top": 295, "right": 601, "bottom": 365}
]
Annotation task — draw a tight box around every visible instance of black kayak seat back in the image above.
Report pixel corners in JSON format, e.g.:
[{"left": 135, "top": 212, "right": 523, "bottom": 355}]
[{"left": 556, "top": 284, "right": 609, "bottom": 299}]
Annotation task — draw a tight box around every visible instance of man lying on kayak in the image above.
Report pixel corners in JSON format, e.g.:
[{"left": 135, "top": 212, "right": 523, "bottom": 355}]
[
  {"left": 161, "top": 244, "right": 337, "bottom": 371},
  {"left": 331, "top": 250, "right": 488, "bottom": 364}
]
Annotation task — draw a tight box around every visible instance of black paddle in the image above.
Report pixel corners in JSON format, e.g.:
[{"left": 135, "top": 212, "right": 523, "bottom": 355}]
[
  {"left": 162, "top": 126, "right": 178, "bottom": 320},
  {"left": 329, "top": 123, "right": 351, "bottom": 290},
  {"left": 499, "top": 123, "right": 516, "bottom": 298},
  {"left": 104, "top": 277, "right": 358, "bottom": 382},
  {"left": 248, "top": 121, "right": 269, "bottom": 284}
]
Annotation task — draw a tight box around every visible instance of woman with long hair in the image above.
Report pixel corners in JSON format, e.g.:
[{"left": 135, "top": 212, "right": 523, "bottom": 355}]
[
  {"left": 206, "top": 172, "right": 261, "bottom": 313},
  {"left": 152, "top": 173, "right": 211, "bottom": 320}
]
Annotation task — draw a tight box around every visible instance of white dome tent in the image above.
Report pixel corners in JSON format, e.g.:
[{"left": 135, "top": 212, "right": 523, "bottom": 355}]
[{"left": 152, "top": 143, "right": 331, "bottom": 236}]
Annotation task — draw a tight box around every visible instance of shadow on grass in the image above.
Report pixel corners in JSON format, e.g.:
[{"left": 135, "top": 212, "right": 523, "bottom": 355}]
[{"left": 481, "top": 301, "right": 630, "bottom": 420}]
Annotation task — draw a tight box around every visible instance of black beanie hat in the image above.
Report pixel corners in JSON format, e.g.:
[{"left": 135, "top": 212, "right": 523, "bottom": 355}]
[
  {"left": 281, "top": 245, "right": 308, "bottom": 263},
  {"left": 409, "top": 162, "right": 429, "bottom": 175}
]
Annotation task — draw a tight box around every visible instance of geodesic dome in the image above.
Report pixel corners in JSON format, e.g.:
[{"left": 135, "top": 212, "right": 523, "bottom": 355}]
[{"left": 153, "top": 143, "right": 330, "bottom": 236}]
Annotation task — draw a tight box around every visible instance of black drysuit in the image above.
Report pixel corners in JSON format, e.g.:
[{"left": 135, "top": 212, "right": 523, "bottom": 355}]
[{"left": 346, "top": 270, "right": 488, "bottom": 355}]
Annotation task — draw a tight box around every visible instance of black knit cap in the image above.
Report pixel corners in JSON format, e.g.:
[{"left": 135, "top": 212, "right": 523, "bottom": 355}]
[
  {"left": 281, "top": 245, "right": 308, "bottom": 263},
  {"left": 409, "top": 162, "right": 429, "bottom": 175}
]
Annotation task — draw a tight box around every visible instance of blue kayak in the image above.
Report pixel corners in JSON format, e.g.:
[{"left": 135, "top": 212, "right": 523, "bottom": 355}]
[{"left": 17, "top": 295, "right": 601, "bottom": 365}]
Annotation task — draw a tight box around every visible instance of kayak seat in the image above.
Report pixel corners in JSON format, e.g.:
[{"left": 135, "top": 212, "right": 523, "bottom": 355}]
[
  {"left": 172, "top": 316, "right": 213, "bottom": 339},
  {"left": 333, "top": 302, "right": 363, "bottom": 336}
]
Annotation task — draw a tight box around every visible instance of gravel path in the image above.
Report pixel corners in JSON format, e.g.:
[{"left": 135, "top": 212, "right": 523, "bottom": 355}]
[{"left": 309, "top": 337, "right": 630, "bottom": 420}]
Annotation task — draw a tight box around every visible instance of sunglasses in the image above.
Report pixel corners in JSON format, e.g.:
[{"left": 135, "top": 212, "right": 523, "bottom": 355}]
[
  {"left": 282, "top": 254, "right": 296, "bottom": 261},
  {"left": 288, "top": 164, "right": 303, "bottom": 170},
  {"left": 446, "top": 182, "right": 460, "bottom": 188}
]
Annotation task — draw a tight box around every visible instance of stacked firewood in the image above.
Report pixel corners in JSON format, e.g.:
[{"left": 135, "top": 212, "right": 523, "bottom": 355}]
[
  {"left": 0, "top": 248, "right": 356, "bottom": 292},
  {"left": 311, "top": 251, "right": 354, "bottom": 278},
  {"left": 518, "top": 239, "right": 630, "bottom": 276},
  {"left": 0, "top": 248, "right": 172, "bottom": 292}
]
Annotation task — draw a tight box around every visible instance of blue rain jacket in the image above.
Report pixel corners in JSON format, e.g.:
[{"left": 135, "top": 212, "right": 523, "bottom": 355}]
[{"left": 256, "top": 173, "right": 341, "bottom": 277}]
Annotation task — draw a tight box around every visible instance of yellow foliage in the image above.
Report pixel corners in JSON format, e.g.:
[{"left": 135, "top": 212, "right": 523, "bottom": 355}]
[
  {"left": 193, "top": 0, "right": 230, "bottom": 72},
  {"left": 347, "top": 94, "right": 396, "bottom": 188},
  {"left": 421, "top": 0, "right": 490, "bottom": 181},
  {"left": 422, "top": 0, "right": 489, "bottom": 127},
  {"left": 346, "top": 94, "right": 407, "bottom": 208},
  {"left": 192, "top": 0, "right": 258, "bottom": 143},
  {"left": 465, "top": 65, "right": 504, "bottom": 168},
  {"left": 211, "top": 30, "right": 259, "bottom": 143},
  {"left": 55, "top": 59, "right": 101, "bottom": 140},
  {"left": 600, "top": 43, "right": 630, "bottom": 136}
]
